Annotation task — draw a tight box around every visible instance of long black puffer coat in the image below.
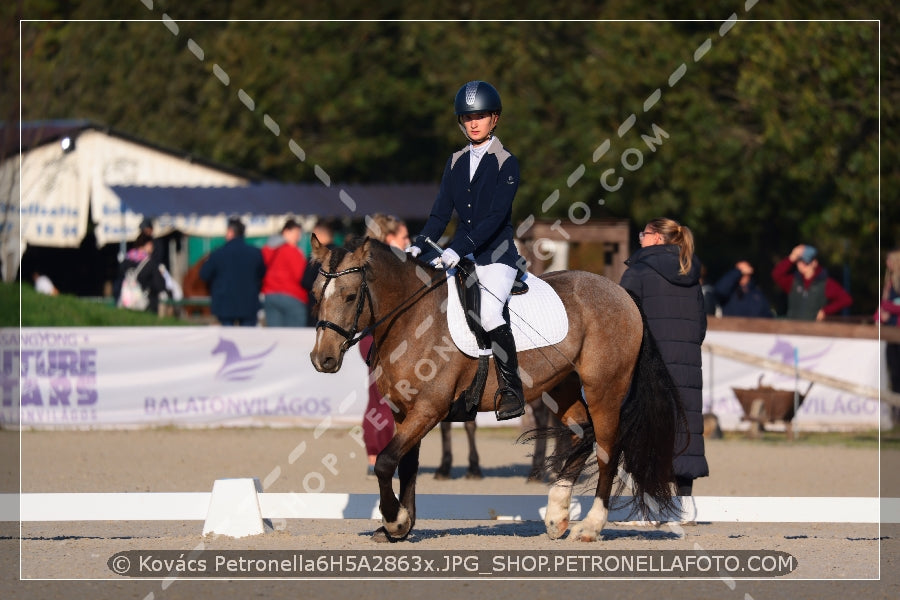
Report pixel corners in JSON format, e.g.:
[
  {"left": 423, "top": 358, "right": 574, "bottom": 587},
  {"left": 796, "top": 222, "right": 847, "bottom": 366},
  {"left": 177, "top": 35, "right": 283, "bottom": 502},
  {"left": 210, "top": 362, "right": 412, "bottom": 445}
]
[{"left": 619, "top": 244, "right": 709, "bottom": 481}]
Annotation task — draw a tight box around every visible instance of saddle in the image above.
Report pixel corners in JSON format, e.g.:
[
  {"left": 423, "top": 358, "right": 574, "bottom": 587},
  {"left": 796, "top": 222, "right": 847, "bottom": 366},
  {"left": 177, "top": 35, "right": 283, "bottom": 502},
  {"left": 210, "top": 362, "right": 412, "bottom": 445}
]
[{"left": 444, "top": 259, "right": 528, "bottom": 422}]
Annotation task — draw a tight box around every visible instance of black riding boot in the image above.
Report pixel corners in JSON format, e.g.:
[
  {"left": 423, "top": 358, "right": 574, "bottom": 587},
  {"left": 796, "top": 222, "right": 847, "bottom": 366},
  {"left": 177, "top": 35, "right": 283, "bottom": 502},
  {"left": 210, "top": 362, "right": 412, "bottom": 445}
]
[{"left": 488, "top": 324, "right": 526, "bottom": 421}]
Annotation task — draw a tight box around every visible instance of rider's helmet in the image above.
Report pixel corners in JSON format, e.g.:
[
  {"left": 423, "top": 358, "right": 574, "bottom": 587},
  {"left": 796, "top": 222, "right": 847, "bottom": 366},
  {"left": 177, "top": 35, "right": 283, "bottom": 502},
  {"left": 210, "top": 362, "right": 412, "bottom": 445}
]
[{"left": 454, "top": 81, "right": 502, "bottom": 116}]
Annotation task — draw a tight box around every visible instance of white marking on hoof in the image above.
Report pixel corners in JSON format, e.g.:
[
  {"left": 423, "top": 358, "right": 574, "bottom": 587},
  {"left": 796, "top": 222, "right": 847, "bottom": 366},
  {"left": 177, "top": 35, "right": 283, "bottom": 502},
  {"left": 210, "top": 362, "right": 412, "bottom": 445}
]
[
  {"left": 383, "top": 506, "right": 410, "bottom": 538},
  {"left": 568, "top": 498, "right": 608, "bottom": 542},
  {"left": 544, "top": 482, "right": 574, "bottom": 539}
]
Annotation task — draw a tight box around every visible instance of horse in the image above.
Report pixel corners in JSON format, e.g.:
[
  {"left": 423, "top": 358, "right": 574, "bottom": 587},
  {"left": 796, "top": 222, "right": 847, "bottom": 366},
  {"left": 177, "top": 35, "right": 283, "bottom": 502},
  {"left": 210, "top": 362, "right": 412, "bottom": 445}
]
[
  {"left": 434, "top": 402, "right": 571, "bottom": 482},
  {"left": 308, "top": 236, "right": 684, "bottom": 542}
]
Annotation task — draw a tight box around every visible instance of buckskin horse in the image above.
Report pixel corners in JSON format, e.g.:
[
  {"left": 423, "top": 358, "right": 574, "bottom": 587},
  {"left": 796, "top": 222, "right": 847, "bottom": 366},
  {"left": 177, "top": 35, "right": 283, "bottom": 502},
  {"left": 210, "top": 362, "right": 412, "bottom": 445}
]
[{"left": 308, "top": 236, "right": 684, "bottom": 542}]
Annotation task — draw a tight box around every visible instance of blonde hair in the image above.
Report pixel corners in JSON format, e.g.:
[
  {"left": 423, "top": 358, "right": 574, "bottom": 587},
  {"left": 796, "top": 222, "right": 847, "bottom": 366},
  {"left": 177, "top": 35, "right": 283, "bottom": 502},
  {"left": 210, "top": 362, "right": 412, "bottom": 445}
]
[
  {"left": 365, "top": 213, "right": 405, "bottom": 243},
  {"left": 886, "top": 250, "right": 900, "bottom": 296},
  {"left": 646, "top": 217, "right": 695, "bottom": 275}
]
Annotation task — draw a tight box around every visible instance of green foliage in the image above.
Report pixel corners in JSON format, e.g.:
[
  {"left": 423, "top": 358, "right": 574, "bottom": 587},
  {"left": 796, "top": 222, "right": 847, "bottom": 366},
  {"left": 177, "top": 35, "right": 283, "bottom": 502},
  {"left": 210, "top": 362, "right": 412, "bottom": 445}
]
[
  {"left": 7, "top": 1, "right": 895, "bottom": 314},
  {"left": 6, "top": 283, "right": 187, "bottom": 327}
]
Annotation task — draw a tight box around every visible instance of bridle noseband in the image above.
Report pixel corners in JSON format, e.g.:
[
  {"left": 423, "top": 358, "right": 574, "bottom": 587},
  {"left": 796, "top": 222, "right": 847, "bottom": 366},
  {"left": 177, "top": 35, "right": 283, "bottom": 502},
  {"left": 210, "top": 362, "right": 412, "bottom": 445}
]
[{"left": 315, "top": 264, "right": 375, "bottom": 354}]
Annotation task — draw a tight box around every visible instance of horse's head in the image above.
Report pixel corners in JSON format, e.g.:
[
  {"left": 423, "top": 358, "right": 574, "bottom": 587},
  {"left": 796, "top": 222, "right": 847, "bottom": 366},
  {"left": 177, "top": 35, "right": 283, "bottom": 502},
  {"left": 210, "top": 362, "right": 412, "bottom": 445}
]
[{"left": 309, "top": 235, "right": 378, "bottom": 373}]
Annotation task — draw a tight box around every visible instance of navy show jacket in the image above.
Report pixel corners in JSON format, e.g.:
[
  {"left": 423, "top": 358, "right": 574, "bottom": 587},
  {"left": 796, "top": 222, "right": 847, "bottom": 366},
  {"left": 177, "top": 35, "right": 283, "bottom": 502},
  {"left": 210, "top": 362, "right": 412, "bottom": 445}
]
[{"left": 415, "top": 137, "right": 524, "bottom": 271}]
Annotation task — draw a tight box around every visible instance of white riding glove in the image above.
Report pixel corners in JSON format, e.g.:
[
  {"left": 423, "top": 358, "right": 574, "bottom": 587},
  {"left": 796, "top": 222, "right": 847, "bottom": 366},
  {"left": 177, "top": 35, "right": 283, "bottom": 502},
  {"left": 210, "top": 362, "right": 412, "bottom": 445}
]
[
  {"left": 407, "top": 245, "right": 422, "bottom": 257},
  {"left": 440, "top": 248, "right": 460, "bottom": 269}
]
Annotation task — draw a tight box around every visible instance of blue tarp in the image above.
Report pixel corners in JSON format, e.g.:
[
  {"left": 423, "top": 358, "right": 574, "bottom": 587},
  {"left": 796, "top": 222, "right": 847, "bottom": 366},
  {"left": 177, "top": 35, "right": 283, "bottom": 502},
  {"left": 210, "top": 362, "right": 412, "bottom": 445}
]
[{"left": 110, "top": 182, "right": 437, "bottom": 220}]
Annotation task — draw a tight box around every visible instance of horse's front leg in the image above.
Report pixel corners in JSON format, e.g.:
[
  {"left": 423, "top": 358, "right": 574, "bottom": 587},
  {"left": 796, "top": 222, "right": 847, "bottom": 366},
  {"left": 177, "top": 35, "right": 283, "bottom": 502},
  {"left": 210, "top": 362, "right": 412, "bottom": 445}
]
[{"left": 372, "top": 414, "right": 437, "bottom": 542}]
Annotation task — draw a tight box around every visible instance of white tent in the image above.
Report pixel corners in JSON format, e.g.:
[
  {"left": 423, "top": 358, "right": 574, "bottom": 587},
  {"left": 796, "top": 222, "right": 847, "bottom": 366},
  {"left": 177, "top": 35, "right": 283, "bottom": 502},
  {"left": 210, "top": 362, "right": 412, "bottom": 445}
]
[
  {"left": 1, "top": 123, "right": 436, "bottom": 282},
  {"left": 1, "top": 124, "right": 257, "bottom": 281},
  {"left": 0, "top": 123, "right": 263, "bottom": 282}
]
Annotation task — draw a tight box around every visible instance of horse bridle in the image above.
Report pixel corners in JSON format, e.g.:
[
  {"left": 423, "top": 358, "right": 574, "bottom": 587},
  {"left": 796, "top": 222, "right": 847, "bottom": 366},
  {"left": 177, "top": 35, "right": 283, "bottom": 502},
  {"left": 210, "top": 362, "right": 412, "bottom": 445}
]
[
  {"left": 315, "top": 259, "right": 447, "bottom": 362},
  {"left": 315, "top": 265, "right": 375, "bottom": 354}
]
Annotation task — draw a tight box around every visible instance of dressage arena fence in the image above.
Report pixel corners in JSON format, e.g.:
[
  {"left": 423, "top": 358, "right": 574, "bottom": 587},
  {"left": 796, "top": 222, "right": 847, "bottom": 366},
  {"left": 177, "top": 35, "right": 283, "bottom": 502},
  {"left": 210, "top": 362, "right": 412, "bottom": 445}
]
[{"left": 3, "top": 478, "right": 900, "bottom": 538}]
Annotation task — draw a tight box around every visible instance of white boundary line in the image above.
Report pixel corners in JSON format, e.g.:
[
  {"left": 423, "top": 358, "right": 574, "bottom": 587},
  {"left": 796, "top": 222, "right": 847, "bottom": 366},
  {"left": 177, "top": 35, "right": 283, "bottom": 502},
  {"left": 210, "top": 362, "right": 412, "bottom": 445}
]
[{"left": 5, "top": 493, "right": 899, "bottom": 523}]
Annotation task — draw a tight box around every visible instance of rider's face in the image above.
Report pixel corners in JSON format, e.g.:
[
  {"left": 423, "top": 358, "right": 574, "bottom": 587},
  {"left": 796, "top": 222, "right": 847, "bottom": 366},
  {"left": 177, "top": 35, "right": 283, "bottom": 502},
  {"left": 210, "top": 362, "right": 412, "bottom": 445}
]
[{"left": 461, "top": 112, "right": 498, "bottom": 145}]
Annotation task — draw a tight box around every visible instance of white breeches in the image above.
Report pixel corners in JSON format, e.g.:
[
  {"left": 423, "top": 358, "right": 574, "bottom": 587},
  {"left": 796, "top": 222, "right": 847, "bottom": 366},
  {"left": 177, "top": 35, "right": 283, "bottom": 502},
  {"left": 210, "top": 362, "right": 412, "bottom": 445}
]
[{"left": 472, "top": 262, "right": 516, "bottom": 331}]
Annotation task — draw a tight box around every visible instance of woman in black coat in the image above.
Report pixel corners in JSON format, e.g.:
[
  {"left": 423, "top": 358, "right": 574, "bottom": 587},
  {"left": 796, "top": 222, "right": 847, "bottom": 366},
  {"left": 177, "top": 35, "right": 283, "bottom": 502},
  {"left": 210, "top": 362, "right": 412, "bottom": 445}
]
[{"left": 619, "top": 217, "right": 709, "bottom": 500}]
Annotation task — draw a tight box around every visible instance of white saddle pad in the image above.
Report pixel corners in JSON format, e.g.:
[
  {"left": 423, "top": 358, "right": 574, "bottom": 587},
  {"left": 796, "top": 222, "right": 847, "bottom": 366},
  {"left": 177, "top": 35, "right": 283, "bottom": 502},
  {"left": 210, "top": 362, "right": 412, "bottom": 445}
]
[{"left": 446, "top": 272, "right": 569, "bottom": 358}]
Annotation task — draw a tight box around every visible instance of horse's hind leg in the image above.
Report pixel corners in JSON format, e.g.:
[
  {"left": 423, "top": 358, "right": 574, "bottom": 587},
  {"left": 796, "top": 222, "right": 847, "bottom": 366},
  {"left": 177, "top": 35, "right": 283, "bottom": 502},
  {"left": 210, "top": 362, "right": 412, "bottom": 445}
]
[
  {"left": 541, "top": 377, "right": 590, "bottom": 539},
  {"left": 434, "top": 422, "right": 452, "bottom": 480},
  {"left": 463, "top": 420, "right": 483, "bottom": 479},
  {"left": 527, "top": 401, "right": 550, "bottom": 483},
  {"left": 545, "top": 448, "right": 589, "bottom": 540},
  {"left": 568, "top": 379, "right": 631, "bottom": 542}
]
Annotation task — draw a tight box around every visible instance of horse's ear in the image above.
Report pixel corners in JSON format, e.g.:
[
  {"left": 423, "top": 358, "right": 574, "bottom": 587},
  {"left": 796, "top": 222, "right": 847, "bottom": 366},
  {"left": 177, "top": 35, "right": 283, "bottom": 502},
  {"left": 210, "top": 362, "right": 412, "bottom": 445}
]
[
  {"left": 353, "top": 237, "right": 377, "bottom": 279},
  {"left": 310, "top": 234, "right": 330, "bottom": 263}
]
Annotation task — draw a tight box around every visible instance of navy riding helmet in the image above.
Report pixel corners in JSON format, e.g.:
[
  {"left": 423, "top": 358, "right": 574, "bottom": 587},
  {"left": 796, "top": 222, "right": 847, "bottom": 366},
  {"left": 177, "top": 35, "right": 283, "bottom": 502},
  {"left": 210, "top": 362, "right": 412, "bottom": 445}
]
[{"left": 454, "top": 81, "right": 502, "bottom": 116}]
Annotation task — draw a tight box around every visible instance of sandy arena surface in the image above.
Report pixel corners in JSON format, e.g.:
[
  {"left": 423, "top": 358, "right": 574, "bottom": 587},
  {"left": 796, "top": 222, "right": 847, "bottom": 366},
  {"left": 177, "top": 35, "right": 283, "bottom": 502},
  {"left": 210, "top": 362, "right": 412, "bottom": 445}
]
[{"left": 2, "top": 425, "right": 899, "bottom": 599}]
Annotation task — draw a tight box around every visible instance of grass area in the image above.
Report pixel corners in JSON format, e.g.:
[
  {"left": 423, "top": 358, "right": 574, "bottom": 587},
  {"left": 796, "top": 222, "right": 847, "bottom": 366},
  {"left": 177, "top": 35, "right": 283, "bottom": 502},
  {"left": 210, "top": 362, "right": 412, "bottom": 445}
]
[{"left": 2, "top": 282, "right": 187, "bottom": 327}]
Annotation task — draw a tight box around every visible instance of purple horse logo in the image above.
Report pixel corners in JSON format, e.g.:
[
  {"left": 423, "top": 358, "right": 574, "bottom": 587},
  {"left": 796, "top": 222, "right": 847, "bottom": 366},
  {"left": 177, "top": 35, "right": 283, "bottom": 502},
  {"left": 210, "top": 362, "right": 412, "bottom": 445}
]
[
  {"left": 211, "top": 337, "right": 277, "bottom": 382},
  {"left": 767, "top": 337, "right": 831, "bottom": 373}
]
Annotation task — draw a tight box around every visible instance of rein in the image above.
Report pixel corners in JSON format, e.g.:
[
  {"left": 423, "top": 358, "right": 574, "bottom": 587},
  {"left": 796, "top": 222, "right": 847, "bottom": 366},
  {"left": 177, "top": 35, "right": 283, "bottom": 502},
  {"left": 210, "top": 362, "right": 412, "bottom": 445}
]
[{"left": 315, "top": 261, "right": 445, "bottom": 362}]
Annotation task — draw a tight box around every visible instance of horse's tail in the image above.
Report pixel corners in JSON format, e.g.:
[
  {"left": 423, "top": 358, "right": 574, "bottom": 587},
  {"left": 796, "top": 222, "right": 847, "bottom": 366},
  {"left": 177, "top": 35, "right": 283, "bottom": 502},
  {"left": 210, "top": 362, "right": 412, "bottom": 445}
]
[{"left": 609, "top": 291, "right": 688, "bottom": 519}]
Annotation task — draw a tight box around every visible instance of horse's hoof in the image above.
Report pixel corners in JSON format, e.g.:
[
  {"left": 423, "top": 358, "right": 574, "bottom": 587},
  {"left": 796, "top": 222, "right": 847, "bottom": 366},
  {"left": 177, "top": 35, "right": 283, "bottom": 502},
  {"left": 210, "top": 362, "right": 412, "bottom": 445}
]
[
  {"left": 383, "top": 506, "right": 412, "bottom": 538},
  {"left": 545, "top": 517, "right": 569, "bottom": 540},
  {"left": 569, "top": 523, "right": 598, "bottom": 542},
  {"left": 434, "top": 468, "right": 451, "bottom": 480},
  {"left": 372, "top": 527, "right": 392, "bottom": 543},
  {"left": 465, "top": 467, "right": 483, "bottom": 480}
]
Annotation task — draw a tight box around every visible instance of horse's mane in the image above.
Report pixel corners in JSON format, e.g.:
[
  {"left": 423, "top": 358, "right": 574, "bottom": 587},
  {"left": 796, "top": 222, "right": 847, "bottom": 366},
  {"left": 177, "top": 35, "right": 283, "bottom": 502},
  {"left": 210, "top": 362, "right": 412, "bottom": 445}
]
[{"left": 334, "top": 237, "right": 438, "bottom": 276}]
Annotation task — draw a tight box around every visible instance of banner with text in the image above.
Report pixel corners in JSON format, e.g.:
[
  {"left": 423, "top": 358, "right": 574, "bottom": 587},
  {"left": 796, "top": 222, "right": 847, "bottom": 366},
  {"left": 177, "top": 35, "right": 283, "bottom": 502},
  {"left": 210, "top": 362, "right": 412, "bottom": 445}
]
[
  {"left": 702, "top": 330, "right": 887, "bottom": 430},
  {"left": 0, "top": 327, "right": 888, "bottom": 430},
  {"left": 1, "top": 327, "right": 368, "bottom": 428}
]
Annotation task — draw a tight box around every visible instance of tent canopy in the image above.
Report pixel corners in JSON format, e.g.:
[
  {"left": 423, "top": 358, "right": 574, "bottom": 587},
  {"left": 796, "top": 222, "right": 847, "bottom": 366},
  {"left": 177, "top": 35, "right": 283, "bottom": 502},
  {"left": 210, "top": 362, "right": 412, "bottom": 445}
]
[{"left": 110, "top": 182, "right": 437, "bottom": 220}]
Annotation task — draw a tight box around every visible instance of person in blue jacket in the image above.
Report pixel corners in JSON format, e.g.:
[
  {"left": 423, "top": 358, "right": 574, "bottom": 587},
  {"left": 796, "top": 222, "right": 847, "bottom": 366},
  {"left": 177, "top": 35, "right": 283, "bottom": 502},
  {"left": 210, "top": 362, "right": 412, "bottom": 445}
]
[
  {"left": 200, "top": 217, "right": 266, "bottom": 326},
  {"left": 713, "top": 260, "right": 773, "bottom": 318},
  {"left": 408, "top": 80, "right": 526, "bottom": 421}
]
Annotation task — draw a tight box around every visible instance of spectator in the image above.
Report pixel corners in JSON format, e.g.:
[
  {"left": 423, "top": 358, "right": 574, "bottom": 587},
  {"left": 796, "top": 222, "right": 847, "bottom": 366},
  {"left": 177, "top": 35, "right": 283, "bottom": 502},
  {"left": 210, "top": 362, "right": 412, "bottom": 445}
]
[
  {"left": 262, "top": 219, "right": 309, "bottom": 327},
  {"left": 878, "top": 250, "right": 900, "bottom": 424},
  {"left": 361, "top": 214, "right": 410, "bottom": 477},
  {"left": 139, "top": 217, "right": 169, "bottom": 269},
  {"left": 699, "top": 264, "right": 720, "bottom": 317},
  {"left": 619, "top": 217, "right": 708, "bottom": 512},
  {"left": 200, "top": 217, "right": 266, "bottom": 326},
  {"left": 302, "top": 221, "right": 336, "bottom": 326},
  {"left": 32, "top": 271, "right": 58, "bottom": 296},
  {"left": 714, "top": 260, "right": 773, "bottom": 318},
  {"left": 771, "top": 244, "right": 852, "bottom": 321},
  {"left": 114, "top": 232, "right": 168, "bottom": 314}
]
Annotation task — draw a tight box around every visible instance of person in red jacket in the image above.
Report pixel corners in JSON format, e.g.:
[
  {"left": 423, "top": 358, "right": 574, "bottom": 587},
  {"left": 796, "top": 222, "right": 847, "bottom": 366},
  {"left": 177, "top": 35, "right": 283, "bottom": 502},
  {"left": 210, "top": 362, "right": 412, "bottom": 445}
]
[
  {"left": 771, "top": 244, "right": 852, "bottom": 321},
  {"left": 361, "top": 214, "right": 410, "bottom": 477},
  {"left": 262, "top": 219, "right": 309, "bottom": 327}
]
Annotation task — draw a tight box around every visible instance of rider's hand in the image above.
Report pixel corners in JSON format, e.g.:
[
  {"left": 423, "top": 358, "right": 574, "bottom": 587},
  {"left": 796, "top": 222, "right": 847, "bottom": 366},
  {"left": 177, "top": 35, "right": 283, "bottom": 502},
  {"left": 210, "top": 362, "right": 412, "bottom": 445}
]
[
  {"left": 440, "top": 248, "right": 460, "bottom": 269},
  {"left": 407, "top": 245, "right": 422, "bottom": 257}
]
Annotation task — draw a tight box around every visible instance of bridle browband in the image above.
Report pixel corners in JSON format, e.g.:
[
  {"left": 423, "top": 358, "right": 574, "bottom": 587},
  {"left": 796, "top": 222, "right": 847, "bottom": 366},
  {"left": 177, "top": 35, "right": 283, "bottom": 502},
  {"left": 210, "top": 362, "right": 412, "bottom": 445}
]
[{"left": 315, "top": 265, "right": 375, "bottom": 355}]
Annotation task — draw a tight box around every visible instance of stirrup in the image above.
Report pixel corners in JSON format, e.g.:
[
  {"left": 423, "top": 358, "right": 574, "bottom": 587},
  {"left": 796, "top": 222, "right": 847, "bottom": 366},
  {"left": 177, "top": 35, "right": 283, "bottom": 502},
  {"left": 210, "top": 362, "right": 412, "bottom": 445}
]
[{"left": 494, "top": 388, "right": 525, "bottom": 421}]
